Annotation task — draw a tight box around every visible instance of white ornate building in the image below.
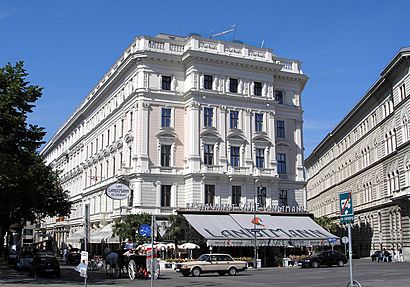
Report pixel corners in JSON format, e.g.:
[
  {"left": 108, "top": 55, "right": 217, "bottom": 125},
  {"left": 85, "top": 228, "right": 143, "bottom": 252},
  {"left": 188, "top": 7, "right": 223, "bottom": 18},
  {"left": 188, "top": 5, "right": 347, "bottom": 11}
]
[
  {"left": 305, "top": 48, "right": 410, "bottom": 260},
  {"left": 40, "top": 33, "right": 308, "bottom": 248}
]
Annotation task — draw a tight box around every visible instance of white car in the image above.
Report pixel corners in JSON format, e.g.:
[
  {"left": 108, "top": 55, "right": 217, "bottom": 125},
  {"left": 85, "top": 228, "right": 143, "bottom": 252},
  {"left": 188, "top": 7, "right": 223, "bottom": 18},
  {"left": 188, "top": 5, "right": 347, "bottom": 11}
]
[{"left": 175, "top": 254, "right": 247, "bottom": 277}]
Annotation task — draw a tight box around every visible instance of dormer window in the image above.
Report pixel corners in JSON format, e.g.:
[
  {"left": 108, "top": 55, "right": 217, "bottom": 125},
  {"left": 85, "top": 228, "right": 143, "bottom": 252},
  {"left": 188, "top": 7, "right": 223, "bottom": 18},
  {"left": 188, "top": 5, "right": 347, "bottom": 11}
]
[
  {"left": 161, "top": 76, "right": 171, "bottom": 90},
  {"left": 229, "top": 78, "right": 238, "bottom": 93}
]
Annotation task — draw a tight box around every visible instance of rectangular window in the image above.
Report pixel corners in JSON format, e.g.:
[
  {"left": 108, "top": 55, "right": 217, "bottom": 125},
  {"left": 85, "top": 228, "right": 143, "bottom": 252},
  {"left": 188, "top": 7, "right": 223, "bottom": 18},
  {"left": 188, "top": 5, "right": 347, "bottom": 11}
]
[
  {"left": 101, "top": 134, "right": 104, "bottom": 150},
  {"left": 230, "top": 111, "right": 239, "bottom": 129},
  {"left": 129, "top": 111, "right": 133, "bottom": 131},
  {"left": 279, "top": 190, "right": 288, "bottom": 206},
  {"left": 161, "top": 185, "right": 172, "bottom": 207},
  {"left": 230, "top": 146, "right": 240, "bottom": 167},
  {"left": 254, "top": 82, "right": 262, "bottom": 96},
  {"left": 255, "top": 113, "right": 263, "bottom": 132},
  {"left": 257, "top": 186, "right": 267, "bottom": 207},
  {"left": 255, "top": 148, "right": 265, "bottom": 168},
  {"left": 205, "top": 185, "right": 215, "bottom": 204},
  {"left": 113, "top": 124, "right": 117, "bottom": 141},
  {"left": 129, "top": 147, "right": 132, "bottom": 167},
  {"left": 275, "top": 90, "right": 284, "bottom": 104},
  {"left": 121, "top": 119, "right": 124, "bottom": 137},
  {"left": 161, "top": 108, "right": 171, "bottom": 128},
  {"left": 161, "top": 145, "right": 171, "bottom": 167},
  {"left": 107, "top": 130, "right": 110, "bottom": 146},
  {"left": 232, "top": 186, "right": 241, "bottom": 207},
  {"left": 161, "top": 76, "right": 172, "bottom": 90},
  {"left": 95, "top": 139, "right": 98, "bottom": 153},
  {"left": 277, "top": 153, "right": 287, "bottom": 174},
  {"left": 229, "top": 78, "right": 238, "bottom": 93},
  {"left": 112, "top": 156, "right": 116, "bottom": 175},
  {"left": 277, "top": 120, "right": 285, "bottom": 138},
  {"left": 204, "top": 75, "right": 213, "bottom": 90},
  {"left": 204, "top": 107, "right": 213, "bottom": 127},
  {"left": 204, "top": 144, "right": 214, "bottom": 165}
]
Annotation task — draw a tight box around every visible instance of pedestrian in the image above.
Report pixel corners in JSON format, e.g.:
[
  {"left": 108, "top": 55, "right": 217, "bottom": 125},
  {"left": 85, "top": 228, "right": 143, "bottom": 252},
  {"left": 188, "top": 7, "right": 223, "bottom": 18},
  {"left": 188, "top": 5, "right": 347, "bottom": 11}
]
[
  {"left": 398, "top": 248, "right": 404, "bottom": 262},
  {"left": 63, "top": 248, "right": 68, "bottom": 263}
]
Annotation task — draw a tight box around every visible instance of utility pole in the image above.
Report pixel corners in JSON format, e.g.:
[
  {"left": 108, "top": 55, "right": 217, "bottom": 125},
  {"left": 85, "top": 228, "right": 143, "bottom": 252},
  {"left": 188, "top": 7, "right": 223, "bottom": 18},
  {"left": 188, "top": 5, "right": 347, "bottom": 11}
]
[{"left": 84, "top": 204, "right": 89, "bottom": 287}]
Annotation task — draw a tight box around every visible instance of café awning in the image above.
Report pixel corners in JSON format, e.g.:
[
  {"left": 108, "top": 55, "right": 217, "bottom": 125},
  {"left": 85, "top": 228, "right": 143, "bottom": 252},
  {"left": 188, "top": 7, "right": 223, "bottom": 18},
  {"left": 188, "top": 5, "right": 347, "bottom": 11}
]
[
  {"left": 66, "top": 227, "right": 84, "bottom": 244},
  {"left": 183, "top": 213, "right": 339, "bottom": 247},
  {"left": 90, "top": 223, "right": 119, "bottom": 244}
]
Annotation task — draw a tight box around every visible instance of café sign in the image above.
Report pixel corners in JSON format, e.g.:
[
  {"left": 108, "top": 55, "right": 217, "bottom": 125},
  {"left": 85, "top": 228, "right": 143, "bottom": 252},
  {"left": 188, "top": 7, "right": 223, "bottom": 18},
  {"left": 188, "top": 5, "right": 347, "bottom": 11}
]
[
  {"left": 106, "top": 183, "right": 131, "bottom": 200},
  {"left": 185, "top": 203, "right": 308, "bottom": 213}
]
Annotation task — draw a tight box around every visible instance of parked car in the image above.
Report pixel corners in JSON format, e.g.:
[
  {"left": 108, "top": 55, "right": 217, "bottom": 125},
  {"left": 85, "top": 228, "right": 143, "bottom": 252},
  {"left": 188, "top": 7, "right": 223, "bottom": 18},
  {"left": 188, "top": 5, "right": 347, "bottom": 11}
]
[
  {"left": 30, "top": 253, "right": 60, "bottom": 278},
  {"left": 16, "top": 250, "right": 34, "bottom": 270},
  {"left": 371, "top": 250, "right": 392, "bottom": 262},
  {"left": 175, "top": 253, "right": 247, "bottom": 277},
  {"left": 66, "top": 248, "right": 81, "bottom": 265},
  {"left": 299, "top": 251, "right": 347, "bottom": 268}
]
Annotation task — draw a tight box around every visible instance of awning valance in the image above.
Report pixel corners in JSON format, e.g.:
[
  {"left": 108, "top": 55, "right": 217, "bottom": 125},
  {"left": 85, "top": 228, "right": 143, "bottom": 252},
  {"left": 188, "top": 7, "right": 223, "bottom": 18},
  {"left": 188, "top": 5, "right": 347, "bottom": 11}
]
[
  {"left": 90, "top": 224, "right": 119, "bottom": 244},
  {"left": 183, "top": 214, "right": 339, "bottom": 247},
  {"left": 66, "top": 227, "right": 84, "bottom": 244}
]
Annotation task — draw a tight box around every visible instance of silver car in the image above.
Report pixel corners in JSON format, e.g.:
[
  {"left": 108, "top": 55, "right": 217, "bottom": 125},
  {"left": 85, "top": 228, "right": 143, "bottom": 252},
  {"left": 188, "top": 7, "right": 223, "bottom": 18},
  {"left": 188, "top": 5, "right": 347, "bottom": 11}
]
[{"left": 175, "top": 254, "right": 247, "bottom": 277}]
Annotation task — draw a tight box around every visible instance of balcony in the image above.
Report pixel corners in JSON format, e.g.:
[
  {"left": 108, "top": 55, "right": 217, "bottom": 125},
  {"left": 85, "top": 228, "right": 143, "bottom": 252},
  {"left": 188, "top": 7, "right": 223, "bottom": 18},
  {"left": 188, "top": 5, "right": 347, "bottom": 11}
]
[
  {"left": 150, "top": 166, "right": 182, "bottom": 175},
  {"left": 201, "top": 165, "right": 224, "bottom": 174},
  {"left": 253, "top": 168, "right": 275, "bottom": 176},
  {"left": 227, "top": 166, "right": 250, "bottom": 176}
]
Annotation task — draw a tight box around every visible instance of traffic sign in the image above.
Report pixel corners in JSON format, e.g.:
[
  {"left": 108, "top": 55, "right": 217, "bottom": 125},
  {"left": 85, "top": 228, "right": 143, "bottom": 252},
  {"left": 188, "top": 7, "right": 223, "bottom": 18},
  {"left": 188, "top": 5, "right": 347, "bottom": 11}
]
[
  {"left": 139, "top": 224, "right": 151, "bottom": 237},
  {"left": 340, "top": 191, "right": 354, "bottom": 224}
]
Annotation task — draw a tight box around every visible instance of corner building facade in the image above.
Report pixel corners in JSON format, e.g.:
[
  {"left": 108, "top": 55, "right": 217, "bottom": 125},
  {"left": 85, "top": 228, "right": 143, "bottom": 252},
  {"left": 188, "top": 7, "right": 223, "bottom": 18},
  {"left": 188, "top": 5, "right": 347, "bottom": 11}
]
[
  {"left": 40, "top": 34, "right": 308, "bottom": 247},
  {"left": 305, "top": 48, "right": 410, "bottom": 260}
]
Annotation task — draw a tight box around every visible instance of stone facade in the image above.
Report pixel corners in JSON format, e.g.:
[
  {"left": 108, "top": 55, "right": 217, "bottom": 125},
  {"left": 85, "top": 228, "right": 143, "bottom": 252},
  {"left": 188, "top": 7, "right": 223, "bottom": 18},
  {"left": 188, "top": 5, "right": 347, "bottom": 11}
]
[
  {"left": 40, "top": 33, "right": 308, "bottom": 247},
  {"left": 305, "top": 48, "right": 410, "bottom": 260}
]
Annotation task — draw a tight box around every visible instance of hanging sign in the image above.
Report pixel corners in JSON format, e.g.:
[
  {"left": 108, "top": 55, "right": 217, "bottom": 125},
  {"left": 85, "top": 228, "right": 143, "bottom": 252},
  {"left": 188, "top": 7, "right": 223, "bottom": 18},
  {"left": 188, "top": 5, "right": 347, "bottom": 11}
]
[{"left": 106, "top": 183, "right": 131, "bottom": 200}]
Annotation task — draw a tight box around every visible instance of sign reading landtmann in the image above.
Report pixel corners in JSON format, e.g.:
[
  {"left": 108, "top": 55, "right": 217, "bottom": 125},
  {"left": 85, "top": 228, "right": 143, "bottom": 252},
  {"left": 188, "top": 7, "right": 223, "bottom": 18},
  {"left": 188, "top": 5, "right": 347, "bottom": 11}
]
[{"left": 339, "top": 191, "right": 354, "bottom": 224}]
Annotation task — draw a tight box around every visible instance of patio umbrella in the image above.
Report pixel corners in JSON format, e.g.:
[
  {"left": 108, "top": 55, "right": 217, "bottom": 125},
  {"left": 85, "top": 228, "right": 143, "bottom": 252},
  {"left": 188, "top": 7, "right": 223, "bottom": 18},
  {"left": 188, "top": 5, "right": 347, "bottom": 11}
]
[{"left": 166, "top": 243, "right": 176, "bottom": 249}]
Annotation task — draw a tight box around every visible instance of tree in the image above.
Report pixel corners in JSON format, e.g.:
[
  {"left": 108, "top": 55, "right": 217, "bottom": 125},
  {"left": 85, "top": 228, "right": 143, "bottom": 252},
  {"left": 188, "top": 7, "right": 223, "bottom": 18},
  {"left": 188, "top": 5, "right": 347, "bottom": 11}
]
[
  {"left": 113, "top": 213, "right": 152, "bottom": 244},
  {"left": 314, "top": 216, "right": 338, "bottom": 234},
  {"left": 0, "top": 62, "right": 71, "bottom": 257}
]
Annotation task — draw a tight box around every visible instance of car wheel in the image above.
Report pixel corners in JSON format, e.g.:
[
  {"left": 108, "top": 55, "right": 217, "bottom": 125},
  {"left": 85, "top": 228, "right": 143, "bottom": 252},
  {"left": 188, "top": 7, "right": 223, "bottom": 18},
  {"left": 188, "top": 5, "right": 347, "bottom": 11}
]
[
  {"left": 312, "top": 261, "right": 319, "bottom": 268},
  {"left": 191, "top": 267, "right": 201, "bottom": 277},
  {"left": 338, "top": 260, "right": 344, "bottom": 267},
  {"left": 228, "top": 267, "right": 237, "bottom": 276},
  {"left": 128, "top": 259, "right": 136, "bottom": 280}
]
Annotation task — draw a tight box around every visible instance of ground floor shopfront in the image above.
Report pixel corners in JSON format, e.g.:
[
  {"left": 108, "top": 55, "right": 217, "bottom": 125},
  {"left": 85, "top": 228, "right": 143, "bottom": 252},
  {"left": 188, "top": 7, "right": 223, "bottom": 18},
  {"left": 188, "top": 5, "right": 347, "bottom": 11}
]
[{"left": 179, "top": 210, "right": 339, "bottom": 267}]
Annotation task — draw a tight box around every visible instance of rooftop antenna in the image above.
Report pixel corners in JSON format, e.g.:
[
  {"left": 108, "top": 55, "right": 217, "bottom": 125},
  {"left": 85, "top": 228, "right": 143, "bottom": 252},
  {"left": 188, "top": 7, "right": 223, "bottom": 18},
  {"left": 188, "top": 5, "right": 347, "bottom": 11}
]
[
  {"left": 260, "top": 40, "right": 265, "bottom": 48},
  {"left": 210, "top": 24, "right": 237, "bottom": 40}
]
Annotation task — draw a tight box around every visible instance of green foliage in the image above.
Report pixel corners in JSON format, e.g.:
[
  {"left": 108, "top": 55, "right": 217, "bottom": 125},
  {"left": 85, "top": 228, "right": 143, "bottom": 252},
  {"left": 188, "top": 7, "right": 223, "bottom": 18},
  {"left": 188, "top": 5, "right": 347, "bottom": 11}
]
[
  {"left": 314, "top": 216, "right": 337, "bottom": 234},
  {"left": 113, "top": 213, "right": 152, "bottom": 243},
  {"left": 164, "top": 214, "right": 186, "bottom": 241},
  {"left": 0, "top": 62, "right": 71, "bottom": 245}
]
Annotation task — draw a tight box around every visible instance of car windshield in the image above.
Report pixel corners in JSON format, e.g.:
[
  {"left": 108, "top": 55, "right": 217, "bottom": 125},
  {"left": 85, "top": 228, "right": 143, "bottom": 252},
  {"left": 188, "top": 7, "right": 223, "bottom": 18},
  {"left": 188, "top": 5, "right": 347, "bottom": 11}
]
[{"left": 197, "top": 254, "right": 210, "bottom": 261}]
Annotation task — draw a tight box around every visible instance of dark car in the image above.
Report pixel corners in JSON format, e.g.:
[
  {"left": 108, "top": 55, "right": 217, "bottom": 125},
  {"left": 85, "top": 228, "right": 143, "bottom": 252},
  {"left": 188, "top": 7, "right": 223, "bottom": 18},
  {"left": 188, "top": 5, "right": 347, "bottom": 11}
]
[
  {"left": 371, "top": 250, "right": 391, "bottom": 262},
  {"left": 299, "top": 251, "right": 348, "bottom": 268},
  {"left": 67, "top": 248, "right": 81, "bottom": 265},
  {"left": 30, "top": 253, "right": 60, "bottom": 278}
]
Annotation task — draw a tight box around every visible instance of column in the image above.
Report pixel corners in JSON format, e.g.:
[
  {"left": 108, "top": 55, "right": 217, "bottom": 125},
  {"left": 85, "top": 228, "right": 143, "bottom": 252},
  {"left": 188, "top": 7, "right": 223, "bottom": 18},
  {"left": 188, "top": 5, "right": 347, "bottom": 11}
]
[
  {"left": 269, "top": 112, "right": 277, "bottom": 172},
  {"left": 187, "top": 101, "right": 201, "bottom": 172},
  {"left": 138, "top": 102, "right": 150, "bottom": 172},
  {"left": 295, "top": 119, "right": 304, "bottom": 180},
  {"left": 219, "top": 106, "right": 228, "bottom": 171},
  {"left": 171, "top": 183, "right": 178, "bottom": 207},
  {"left": 131, "top": 178, "right": 142, "bottom": 207},
  {"left": 244, "top": 109, "right": 253, "bottom": 166},
  {"left": 156, "top": 181, "right": 161, "bottom": 207}
]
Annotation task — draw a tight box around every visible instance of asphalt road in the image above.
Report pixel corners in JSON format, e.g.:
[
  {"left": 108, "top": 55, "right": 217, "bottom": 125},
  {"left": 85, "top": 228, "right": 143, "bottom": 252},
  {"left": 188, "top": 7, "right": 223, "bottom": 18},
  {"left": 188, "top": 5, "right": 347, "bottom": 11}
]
[{"left": 1, "top": 259, "right": 410, "bottom": 287}]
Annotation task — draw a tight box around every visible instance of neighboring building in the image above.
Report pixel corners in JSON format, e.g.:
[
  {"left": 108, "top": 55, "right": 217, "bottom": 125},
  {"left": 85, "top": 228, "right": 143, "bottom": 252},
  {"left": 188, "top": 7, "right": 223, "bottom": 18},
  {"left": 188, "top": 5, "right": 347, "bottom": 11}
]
[
  {"left": 305, "top": 48, "right": 410, "bottom": 260},
  {"left": 40, "top": 33, "right": 308, "bottom": 250}
]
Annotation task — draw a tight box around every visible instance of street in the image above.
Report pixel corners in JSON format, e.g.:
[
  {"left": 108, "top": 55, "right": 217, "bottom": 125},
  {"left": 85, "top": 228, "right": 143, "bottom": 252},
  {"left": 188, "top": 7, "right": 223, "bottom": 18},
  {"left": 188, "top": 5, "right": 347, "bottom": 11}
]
[{"left": 1, "top": 259, "right": 410, "bottom": 287}]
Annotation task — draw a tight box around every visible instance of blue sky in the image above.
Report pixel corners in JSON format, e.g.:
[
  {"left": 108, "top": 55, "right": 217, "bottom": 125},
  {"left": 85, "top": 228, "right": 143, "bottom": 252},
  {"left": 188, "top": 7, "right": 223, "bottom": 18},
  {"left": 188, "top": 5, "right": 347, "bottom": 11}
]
[{"left": 1, "top": 0, "right": 410, "bottom": 157}]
